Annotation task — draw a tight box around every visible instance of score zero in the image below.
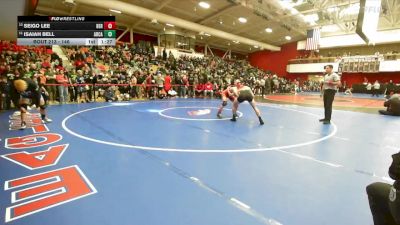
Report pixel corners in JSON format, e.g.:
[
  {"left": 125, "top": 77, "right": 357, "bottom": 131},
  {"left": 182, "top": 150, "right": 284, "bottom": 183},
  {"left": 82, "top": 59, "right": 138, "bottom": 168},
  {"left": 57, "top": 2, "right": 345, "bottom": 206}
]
[{"left": 96, "top": 23, "right": 113, "bottom": 29}]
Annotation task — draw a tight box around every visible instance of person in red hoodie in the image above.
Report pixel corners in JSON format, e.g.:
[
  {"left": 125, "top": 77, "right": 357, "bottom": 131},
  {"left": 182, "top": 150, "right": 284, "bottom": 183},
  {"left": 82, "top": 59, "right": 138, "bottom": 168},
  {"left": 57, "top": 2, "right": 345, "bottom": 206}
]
[
  {"left": 195, "top": 83, "right": 204, "bottom": 98},
  {"left": 204, "top": 81, "right": 214, "bottom": 98},
  {"left": 164, "top": 73, "right": 172, "bottom": 97},
  {"left": 55, "top": 70, "right": 69, "bottom": 104},
  {"left": 41, "top": 58, "right": 51, "bottom": 69}
]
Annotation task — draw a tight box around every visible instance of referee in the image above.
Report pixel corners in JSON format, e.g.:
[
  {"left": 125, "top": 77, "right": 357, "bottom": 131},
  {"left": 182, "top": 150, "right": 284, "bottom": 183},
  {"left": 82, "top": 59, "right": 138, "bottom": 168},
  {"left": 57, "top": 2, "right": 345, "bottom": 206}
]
[{"left": 320, "top": 65, "right": 340, "bottom": 124}]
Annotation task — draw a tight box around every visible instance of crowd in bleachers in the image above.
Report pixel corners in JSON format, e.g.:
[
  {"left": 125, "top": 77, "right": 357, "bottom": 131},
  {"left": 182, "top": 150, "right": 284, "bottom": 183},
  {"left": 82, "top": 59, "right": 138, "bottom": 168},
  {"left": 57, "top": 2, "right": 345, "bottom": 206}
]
[
  {"left": 1, "top": 40, "right": 320, "bottom": 110},
  {"left": 3, "top": 39, "right": 400, "bottom": 114}
]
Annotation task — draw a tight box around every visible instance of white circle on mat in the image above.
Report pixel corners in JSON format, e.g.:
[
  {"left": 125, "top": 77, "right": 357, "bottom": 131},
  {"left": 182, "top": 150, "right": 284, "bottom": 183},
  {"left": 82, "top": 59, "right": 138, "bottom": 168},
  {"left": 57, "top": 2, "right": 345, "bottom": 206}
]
[{"left": 61, "top": 101, "right": 337, "bottom": 153}]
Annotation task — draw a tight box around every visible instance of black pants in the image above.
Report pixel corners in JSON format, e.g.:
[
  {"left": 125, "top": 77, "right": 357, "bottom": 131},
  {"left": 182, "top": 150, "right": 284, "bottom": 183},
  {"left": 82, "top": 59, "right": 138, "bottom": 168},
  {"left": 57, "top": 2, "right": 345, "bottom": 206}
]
[
  {"left": 379, "top": 110, "right": 400, "bottom": 116},
  {"left": 323, "top": 89, "right": 336, "bottom": 121},
  {"left": 372, "top": 89, "right": 380, "bottom": 97},
  {"left": 367, "top": 182, "right": 400, "bottom": 225},
  {"left": 1, "top": 94, "right": 11, "bottom": 110}
]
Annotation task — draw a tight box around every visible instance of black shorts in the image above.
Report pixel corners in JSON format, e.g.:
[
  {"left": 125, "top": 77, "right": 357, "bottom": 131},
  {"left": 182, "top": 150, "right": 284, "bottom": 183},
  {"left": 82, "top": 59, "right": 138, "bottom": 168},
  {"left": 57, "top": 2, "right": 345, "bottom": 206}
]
[
  {"left": 237, "top": 89, "right": 253, "bottom": 103},
  {"left": 20, "top": 91, "right": 42, "bottom": 106}
]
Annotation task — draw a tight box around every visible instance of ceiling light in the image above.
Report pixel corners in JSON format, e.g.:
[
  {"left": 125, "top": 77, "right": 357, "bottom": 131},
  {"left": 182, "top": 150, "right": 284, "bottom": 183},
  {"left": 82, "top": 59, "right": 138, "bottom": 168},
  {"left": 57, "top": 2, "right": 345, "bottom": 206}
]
[
  {"left": 109, "top": 9, "right": 121, "bottom": 14},
  {"left": 238, "top": 17, "right": 247, "bottom": 23},
  {"left": 204, "top": 33, "right": 211, "bottom": 36},
  {"left": 290, "top": 8, "right": 299, "bottom": 15},
  {"left": 285, "top": 36, "right": 292, "bottom": 40},
  {"left": 278, "top": 0, "right": 291, "bottom": 9},
  {"left": 198, "top": 2, "right": 210, "bottom": 9},
  {"left": 265, "top": 28, "right": 272, "bottom": 33},
  {"left": 233, "top": 40, "right": 240, "bottom": 44},
  {"left": 254, "top": 45, "right": 259, "bottom": 48},
  {"left": 166, "top": 23, "right": 175, "bottom": 27}
]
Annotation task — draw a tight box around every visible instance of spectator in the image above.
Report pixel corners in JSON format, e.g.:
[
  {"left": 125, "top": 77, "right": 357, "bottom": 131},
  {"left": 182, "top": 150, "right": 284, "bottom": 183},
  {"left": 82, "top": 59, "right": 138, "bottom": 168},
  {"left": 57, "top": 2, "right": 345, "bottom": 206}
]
[
  {"left": 155, "top": 72, "right": 164, "bottom": 96},
  {"left": 164, "top": 73, "right": 172, "bottom": 97},
  {"left": 104, "top": 86, "right": 116, "bottom": 102},
  {"left": 379, "top": 93, "right": 400, "bottom": 116},
  {"left": 162, "top": 48, "right": 167, "bottom": 61},
  {"left": 0, "top": 75, "right": 10, "bottom": 110},
  {"left": 372, "top": 80, "right": 381, "bottom": 97},
  {"left": 55, "top": 70, "right": 69, "bottom": 104},
  {"left": 182, "top": 74, "right": 189, "bottom": 98},
  {"left": 260, "top": 77, "right": 266, "bottom": 97},
  {"left": 344, "top": 87, "right": 353, "bottom": 96},
  {"left": 129, "top": 74, "right": 138, "bottom": 99},
  {"left": 366, "top": 151, "right": 400, "bottom": 225},
  {"left": 366, "top": 82, "right": 372, "bottom": 94},
  {"left": 195, "top": 83, "right": 204, "bottom": 97},
  {"left": 188, "top": 73, "right": 195, "bottom": 98},
  {"left": 386, "top": 80, "right": 395, "bottom": 97},
  {"left": 76, "top": 70, "right": 90, "bottom": 103},
  {"left": 363, "top": 77, "right": 369, "bottom": 85},
  {"left": 68, "top": 69, "right": 78, "bottom": 102},
  {"left": 204, "top": 81, "right": 214, "bottom": 98},
  {"left": 265, "top": 75, "right": 271, "bottom": 95},
  {"left": 145, "top": 73, "right": 156, "bottom": 99}
]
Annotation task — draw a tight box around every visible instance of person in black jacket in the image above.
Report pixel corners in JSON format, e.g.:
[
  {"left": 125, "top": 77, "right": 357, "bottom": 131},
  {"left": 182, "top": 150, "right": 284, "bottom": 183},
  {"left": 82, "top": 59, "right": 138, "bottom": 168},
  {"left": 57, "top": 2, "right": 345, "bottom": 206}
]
[
  {"left": 0, "top": 75, "right": 11, "bottom": 110},
  {"left": 366, "top": 152, "right": 400, "bottom": 225},
  {"left": 379, "top": 94, "right": 400, "bottom": 116},
  {"left": 13, "top": 78, "right": 52, "bottom": 129}
]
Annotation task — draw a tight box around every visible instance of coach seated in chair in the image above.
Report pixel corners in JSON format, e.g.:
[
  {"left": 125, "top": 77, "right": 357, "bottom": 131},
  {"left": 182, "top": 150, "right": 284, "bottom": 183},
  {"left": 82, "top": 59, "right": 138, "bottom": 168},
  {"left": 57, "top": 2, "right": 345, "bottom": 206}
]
[
  {"left": 379, "top": 93, "right": 400, "bottom": 116},
  {"left": 366, "top": 151, "right": 400, "bottom": 225},
  {"left": 104, "top": 86, "right": 116, "bottom": 102}
]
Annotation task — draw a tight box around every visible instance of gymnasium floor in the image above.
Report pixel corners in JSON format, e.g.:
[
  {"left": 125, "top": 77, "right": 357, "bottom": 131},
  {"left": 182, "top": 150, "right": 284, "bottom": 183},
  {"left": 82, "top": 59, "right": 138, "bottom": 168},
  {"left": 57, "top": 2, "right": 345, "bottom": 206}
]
[
  {"left": 265, "top": 92, "right": 386, "bottom": 113},
  {"left": 0, "top": 96, "right": 398, "bottom": 225}
]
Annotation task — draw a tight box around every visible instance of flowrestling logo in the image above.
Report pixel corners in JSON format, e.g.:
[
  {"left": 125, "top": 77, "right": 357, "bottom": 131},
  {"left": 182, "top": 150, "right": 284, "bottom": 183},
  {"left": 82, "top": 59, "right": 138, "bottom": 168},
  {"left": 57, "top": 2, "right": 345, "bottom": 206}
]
[{"left": 2, "top": 112, "right": 97, "bottom": 222}]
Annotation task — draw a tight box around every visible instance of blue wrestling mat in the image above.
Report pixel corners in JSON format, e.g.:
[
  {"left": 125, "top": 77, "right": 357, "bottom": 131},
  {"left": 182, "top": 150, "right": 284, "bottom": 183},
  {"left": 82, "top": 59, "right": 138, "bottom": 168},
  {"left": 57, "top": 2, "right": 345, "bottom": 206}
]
[{"left": 0, "top": 99, "right": 398, "bottom": 225}]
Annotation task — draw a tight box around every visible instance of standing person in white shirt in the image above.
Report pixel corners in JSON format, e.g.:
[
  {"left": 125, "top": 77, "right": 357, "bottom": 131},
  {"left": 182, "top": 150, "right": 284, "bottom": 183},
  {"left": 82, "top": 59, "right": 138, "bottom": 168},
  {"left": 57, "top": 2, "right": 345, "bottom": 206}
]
[
  {"left": 320, "top": 65, "right": 341, "bottom": 124},
  {"left": 372, "top": 80, "right": 381, "bottom": 97},
  {"left": 260, "top": 77, "right": 266, "bottom": 97},
  {"left": 366, "top": 82, "right": 372, "bottom": 94}
]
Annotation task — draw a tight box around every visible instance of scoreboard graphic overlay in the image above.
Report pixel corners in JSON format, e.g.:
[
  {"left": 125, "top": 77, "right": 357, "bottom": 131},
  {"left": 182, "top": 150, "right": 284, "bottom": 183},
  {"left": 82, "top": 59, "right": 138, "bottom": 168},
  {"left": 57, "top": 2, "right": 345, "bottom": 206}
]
[{"left": 17, "top": 16, "right": 116, "bottom": 46}]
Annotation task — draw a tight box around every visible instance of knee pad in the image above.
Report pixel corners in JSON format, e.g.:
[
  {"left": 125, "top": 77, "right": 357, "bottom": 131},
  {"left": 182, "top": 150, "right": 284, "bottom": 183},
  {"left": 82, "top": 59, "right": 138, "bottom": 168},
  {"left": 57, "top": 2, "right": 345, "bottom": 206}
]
[
  {"left": 222, "top": 101, "right": 227, "bottom": 106},
  {"left": 39, "top": 104, "right": 47, "bottom": 110}
]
